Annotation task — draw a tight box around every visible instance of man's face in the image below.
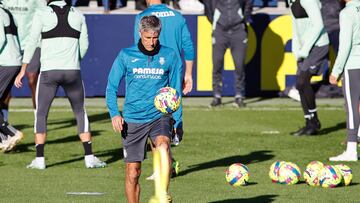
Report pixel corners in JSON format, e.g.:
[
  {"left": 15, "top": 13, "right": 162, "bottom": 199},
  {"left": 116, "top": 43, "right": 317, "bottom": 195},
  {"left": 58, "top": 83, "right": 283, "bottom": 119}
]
[{"left": 140, "top": 30, "right": 159, "bottom": 51}]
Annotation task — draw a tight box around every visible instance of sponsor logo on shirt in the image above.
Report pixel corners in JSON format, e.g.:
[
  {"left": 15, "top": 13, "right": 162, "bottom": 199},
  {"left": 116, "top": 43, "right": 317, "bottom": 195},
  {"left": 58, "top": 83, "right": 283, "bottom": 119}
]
[
  {"left": 151, "top": 11, "right": 175, "bottom": 18},
  {"left": 131, "top": 58, "right": 140, "bottom": 63},
  {"left": 133, "top": 68, "right": 164, "bottom": 79},
  {"left": 5, "top": 6, "right": 29, "bottom": 12}
]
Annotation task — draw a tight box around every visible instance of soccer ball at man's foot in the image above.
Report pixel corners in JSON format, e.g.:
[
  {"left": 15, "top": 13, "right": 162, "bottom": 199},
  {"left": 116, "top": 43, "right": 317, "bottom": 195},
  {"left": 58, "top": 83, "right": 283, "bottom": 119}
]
[{"left": 154, "top": 87, "right": 181, "bottom": 114}]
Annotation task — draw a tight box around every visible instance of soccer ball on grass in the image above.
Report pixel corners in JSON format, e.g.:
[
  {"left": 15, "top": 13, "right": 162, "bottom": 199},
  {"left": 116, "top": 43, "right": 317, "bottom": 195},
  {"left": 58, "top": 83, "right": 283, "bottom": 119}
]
[
  {"left": 303, "top": 161, "right": 324, "bottom": 186},
  {"left": 225, "top": 163, "right": 249, "bottom": 187},
  {"left": 319, "top": 165, "right": 342, "bottom": 188}
]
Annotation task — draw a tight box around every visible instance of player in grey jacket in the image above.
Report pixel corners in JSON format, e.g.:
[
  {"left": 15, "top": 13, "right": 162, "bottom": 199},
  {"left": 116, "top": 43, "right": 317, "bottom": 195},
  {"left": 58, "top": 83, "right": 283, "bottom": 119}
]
[{"left": 204, "top": 0, "right": 253, "bottom": 108}]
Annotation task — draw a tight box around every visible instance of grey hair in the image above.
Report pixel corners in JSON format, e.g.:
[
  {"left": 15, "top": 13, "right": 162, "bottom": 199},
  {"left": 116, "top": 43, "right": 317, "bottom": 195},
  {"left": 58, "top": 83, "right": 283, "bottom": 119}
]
[{"left": 138, "top": 15, "right": 162, "bottom": 34}]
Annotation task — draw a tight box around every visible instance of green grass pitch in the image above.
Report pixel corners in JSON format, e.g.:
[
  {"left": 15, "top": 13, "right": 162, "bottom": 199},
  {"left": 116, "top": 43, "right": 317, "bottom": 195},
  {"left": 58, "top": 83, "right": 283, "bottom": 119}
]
[{"left": 1, "top": 97, "right": 360, "bottom": 203}]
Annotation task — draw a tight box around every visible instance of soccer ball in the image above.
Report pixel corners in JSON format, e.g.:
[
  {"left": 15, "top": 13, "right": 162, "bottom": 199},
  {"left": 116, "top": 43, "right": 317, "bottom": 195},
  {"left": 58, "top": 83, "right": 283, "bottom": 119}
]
[
  {"left": 277, "top": 162, "right": 301, "bottom": 185},
  {"left": 335, "top": 164, "right": 353, "bottom": 186},
  {"left": 319, "top": 165, "right": 342, "bottom": 188},
  {"left": 269, "top": 161, "right": 285, "bottom": 183},
  {"left": 303, "top": 161, "right": 324, "bottom": 186},
  {"left": 306, "top": 161, "right": 324, "bottom": 171},
  {"left": 225, "top": 163, "right": 249, "bottom": 187},
  {"left": 154, "top": 87, "right": 181, "bottom": 114}
]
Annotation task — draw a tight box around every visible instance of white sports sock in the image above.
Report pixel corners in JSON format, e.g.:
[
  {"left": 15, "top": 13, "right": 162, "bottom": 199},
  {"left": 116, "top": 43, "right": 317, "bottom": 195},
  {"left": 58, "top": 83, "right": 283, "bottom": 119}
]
[
  {"left": 36, "top": 157, "right": 45, "bottom": 163},
  {"left": 346, "top": 142, "right": 357, "bottom": 155},
  {"left": 85, "top": 154, "right": 94, "bottom": 162}
]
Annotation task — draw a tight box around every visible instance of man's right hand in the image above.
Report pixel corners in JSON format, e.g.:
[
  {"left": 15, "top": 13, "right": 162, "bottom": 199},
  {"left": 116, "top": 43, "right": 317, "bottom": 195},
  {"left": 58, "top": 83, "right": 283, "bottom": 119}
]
[
  {"left": 14, "top": 63, "right": 28, "bottom": 88},
  {"left": 329, "top": 75, "right": 338, "bottom": 85},
  {"left": 111, "top": 115, "right": 124, "bottom": 133}
]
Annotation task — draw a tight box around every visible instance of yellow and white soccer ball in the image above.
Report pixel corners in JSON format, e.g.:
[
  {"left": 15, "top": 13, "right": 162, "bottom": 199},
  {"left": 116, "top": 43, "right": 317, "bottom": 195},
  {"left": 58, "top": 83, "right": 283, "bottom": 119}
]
[
  {"left": 335, "top": 164, "right": 353, "bottom": 186},
  {"left": 225, "top": 163, "right": 249, "bottom": 187},
  {"left": 269, "top": 161, "right": 285, "bottom": 183},
  {"left": 154, "top": 87, "right": 181, "bottom": 114},
  {"left": 303, "top": 161, "right": 324, "bottom": 186},
  {"left": 319, "top": 165, "right": 342, "bottom": 188},
  {"left": 277, "top": 162, "right": 301, "bottom": 185}
]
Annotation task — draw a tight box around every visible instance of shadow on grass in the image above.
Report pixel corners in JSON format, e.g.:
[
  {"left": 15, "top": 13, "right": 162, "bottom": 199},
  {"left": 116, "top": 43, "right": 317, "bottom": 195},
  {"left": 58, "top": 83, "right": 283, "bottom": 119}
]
[
  {"left": 317, "top": 122, "right": 346, "bottom": 135},
  {"left": 46, "top": 112, "right": 110, "bottom": 132},
  {"left": 178, "top": 150, "right": 274, "bottom": 177},
  {"left": 13, "top": 130, "right": 103, "bottom": 153},
  {"left": 12, "top": 124, "right": 32, "bottom": 131},
  {"left": 243, "top": 97, "right": 273, "bottom": 105},
  {"left": 244, "top": 182, "right": 257, "bottom": 186},
  {"left": 46, "top": 147, "right": 124, "bottom": 168},
  {"left": 209, "top": 194, "right": 277, "bottom": 203},
  {"left": 220, "top": 98, "right": 273, "bottom": 106},
  {"left": 297, "top": 180, "right": 307, "bottom": 185},
  {"left": 336, "top": 182, "right": 359, "bottom": 188},
  {"left": 44, "top": 142, "right": 158, "bottom": 168}
]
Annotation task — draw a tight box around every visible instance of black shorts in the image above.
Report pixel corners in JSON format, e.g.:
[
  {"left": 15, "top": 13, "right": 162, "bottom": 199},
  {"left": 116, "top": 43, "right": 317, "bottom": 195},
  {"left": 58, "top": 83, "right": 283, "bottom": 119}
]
[
  {"left": 0, "top": 66, "right": 20, "bottom": 98},
  {"left": 297, "top": 45, "right": 329, "bottom": 75},
  {"left": 121, "top": 115, "right": 173, "bottom": 163},
  {"left": 26, "top": 48, "right": 41, "bottom": 73}
]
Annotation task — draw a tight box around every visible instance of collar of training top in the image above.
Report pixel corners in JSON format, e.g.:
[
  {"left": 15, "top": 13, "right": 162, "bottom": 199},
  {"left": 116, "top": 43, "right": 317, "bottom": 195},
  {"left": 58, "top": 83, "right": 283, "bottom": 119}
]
[{"left": 137, "top": 39, "right": 161, "bottom": 56}]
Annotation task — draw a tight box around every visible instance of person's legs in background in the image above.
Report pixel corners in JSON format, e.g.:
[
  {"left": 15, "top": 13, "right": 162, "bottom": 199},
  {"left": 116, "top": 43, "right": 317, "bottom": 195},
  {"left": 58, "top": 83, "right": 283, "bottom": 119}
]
[
  {"left": 291, "top": 69, "right": 320, "bottom": 136},
  {"left": 135, "top": 0, "right": 147, "bottom": 10},
  {"left": 210, "top": 28, "right": 228, "bottom": 107},
  {"left": 230, "top": 26, "right": 248, "bottom": 108},
  {"left": 0, "top": 66, "right": 23, "bottom": 152},
  {"left": 0, "top": 90, "right": 11, "bottom": 121},
  {"left": 330, "top": 69, "right": 359, "bottom": 161}
]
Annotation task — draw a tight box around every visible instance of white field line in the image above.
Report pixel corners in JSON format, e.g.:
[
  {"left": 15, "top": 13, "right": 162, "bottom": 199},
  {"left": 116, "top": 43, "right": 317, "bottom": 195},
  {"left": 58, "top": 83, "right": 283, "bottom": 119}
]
[
  {"left": 261, "top": 130, "right": 280, "bottom": 134},
  {"left": 66, "top": 192, "right": 105, "bottom": 196},
  {"left": 8, "top": 106, "right": 344, "bottom": 112},
  {"left": 9, "top": 108, "right": 107, "bottom": 112}
]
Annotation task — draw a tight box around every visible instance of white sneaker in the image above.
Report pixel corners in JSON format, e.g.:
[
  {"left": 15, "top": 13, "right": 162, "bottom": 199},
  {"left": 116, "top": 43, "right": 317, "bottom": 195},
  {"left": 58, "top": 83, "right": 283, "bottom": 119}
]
[
  {"left": 287, "top": 87, "right": 301, "bottom": 102},
  {"left": 0, "top": 133, "right": 12, "bottom": 152},
  {"left": 27, "top": 157, "right": 46, "bottom": 169},
  {"left": 8, "top": 131, "right": 24, "bottom": 150},
  {"left": 85, "top": 155, "right": 106, "bottom": 168},
  {"left": 179, "top": 0, "right": 204, "bottom": 13},
  {"left": 329, "top": 151, "right": 358, "bottom": 161}
]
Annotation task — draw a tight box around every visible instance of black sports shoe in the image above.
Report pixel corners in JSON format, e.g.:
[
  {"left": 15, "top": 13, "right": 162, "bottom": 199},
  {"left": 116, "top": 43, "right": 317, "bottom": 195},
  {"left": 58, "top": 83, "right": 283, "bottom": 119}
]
[
  {"left": 312, "top": 118, "right": 321, "bottom": 130},
  {"left": 209, "top": 98, "right": 221, "bottom": 107},
  {"left": 291, "top": 126, "right": 318, "bottom": 136},
  {"left": 234, "top": 98, "right": 246, "bottom": 108}
]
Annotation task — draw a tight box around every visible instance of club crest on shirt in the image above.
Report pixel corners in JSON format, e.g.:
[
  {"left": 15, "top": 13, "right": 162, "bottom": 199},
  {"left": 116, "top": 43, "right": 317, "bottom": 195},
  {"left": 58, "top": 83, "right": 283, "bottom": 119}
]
[{"left": 159, "top": 57, "right": 165, "bottom": 65}]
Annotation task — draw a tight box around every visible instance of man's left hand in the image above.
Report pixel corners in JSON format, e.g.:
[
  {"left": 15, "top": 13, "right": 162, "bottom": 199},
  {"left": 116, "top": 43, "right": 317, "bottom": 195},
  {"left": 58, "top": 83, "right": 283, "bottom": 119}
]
[{"left": 182, "top": 74, "right": 193, "bottom": 95}]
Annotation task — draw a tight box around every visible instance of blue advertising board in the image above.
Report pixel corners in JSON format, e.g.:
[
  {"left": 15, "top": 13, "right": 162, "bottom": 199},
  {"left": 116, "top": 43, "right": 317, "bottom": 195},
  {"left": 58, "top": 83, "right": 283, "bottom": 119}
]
[{"left": 12, "top": 13, "right": 331, "bottom": 97}]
